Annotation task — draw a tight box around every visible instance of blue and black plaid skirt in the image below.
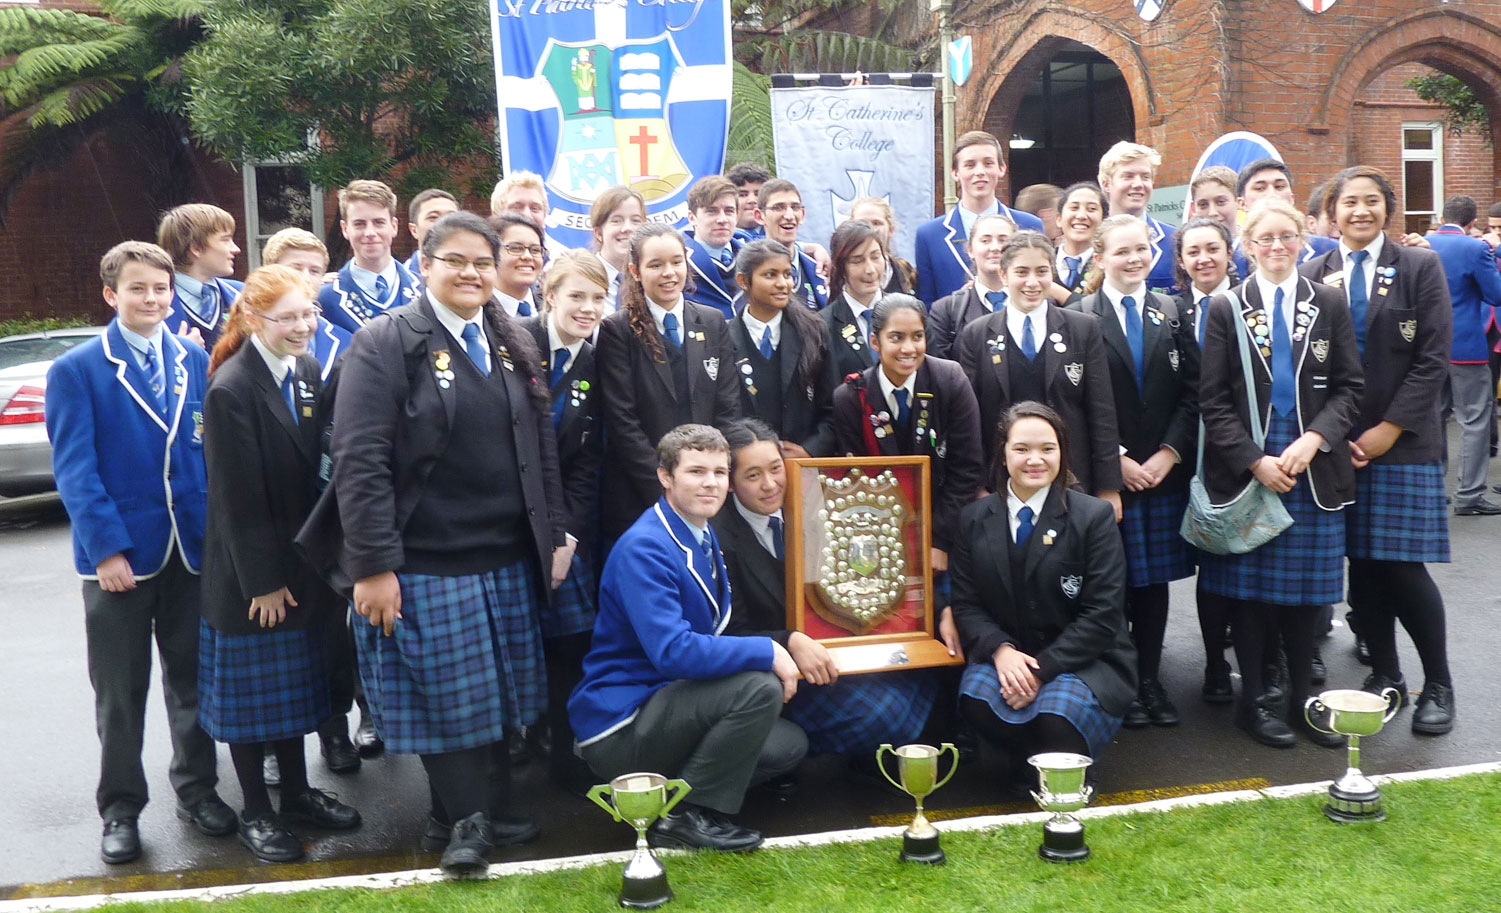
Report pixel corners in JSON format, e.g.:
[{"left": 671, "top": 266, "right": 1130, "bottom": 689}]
[
  {"left": 355, "top": 560, "right": 548, "bottom": 755},
  {"left": 783, "top": 670, "right": 938, "bottom": 755},
  {"left": 1346, "top": 461, "right": 1449, "bottom": 563},
  {"left": 1121, "top": 487, "right": 1196, "bottom": 586},
  {"left": 539, "top": 552, "right": 597, "bottom": 640},
  {"left": 959, "top": 664, "right": 1122, "bottom": 759},
  {"left": 198, "top": 620, "right": 330, "bottom": 744},
  {"left": 1198, "top": 414, "right": 1346, "bottom": 606}
]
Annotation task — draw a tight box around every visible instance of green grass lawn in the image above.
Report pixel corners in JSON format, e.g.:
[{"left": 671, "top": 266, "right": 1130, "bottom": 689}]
[{"left": 113, "top": 773, "right": 1499, "bottom": 913}]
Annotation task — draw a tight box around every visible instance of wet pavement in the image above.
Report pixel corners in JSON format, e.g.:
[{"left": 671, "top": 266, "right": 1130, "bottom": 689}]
[{"left": 3, "top": 446, "right": 1500, "bottom": 900}]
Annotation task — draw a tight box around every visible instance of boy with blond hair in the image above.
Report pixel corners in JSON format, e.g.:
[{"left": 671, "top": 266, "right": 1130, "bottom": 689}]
[
  {"left": 318, "top": 180, "right": 420, "bottom": 333},
  {"left": 157, "top": 203, "right": 243, "bottom": 348}
]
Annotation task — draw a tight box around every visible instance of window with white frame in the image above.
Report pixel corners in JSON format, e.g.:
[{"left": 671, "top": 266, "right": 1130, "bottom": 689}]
[
  {"left": 1401, "top": 122, "right": 1443, "bottom": 235},
  {"left": 242, "top": 163, "right": 323, "bottom": 270}
]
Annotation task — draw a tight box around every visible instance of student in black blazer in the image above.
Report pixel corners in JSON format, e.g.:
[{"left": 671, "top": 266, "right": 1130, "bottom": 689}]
[
  {"left": 728, "top": 240, "right": 837, "bottom": 457},
  {"left": 200, "top": 266, "right": 360, "bottom": 863},
  {"left": 955, "top": 232, "right": 1123, "bottom": 517},
  {"left": 1302, "top": 166, "right": 1455, "bottom": 734},
  {"left": 950, "top": 401, "right": 1136, "bottom": 777},
  {"left": 1047, "top": 182, "right": 1107, "bottom": 306},
  {"left": 712, "top": 419, "right": 943, "bottom": 761},
  {"left": 1171, "top": 217, "right": 1239, "bottom": 704},
  {"left": 848, "top": 196, "right": 915, "bottom": 295},
  {"left": 927, "top": 212, "right": 1015, "bottom": 360},
  {"left": 525, "top": 250, "right": 610, "bottom": 792},
  {"left": 596, "top": 223, "right": 741, "bottom": 543},
  {"left": 302, "top": 212, "right": 576, "bottom": 877},
  {"left": 821, "top": 220, "right": 888, "bottom": 382},
  {"left": 1069, "top": 214, "right": 1197, "bottom": 730},
  {"left": 1198, "top": 200, "right": 1363, "bottom": 750}
]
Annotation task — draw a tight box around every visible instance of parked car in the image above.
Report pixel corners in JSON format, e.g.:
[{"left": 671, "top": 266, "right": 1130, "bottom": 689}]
[{"left": 0, "top": 326, "right": 105, "bottom": 497}]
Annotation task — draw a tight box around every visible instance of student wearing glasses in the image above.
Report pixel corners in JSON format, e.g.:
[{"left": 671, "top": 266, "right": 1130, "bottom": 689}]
[
  {"left": 200, "top": 266, "right": 361, "bottom": 863},
  {"left": 488, "top": 213, "right": 547, "bottom": 318},
  {"left": 1197, "top": 200, "right": 1363, "bottom": 750},
  {"left": 753, "top": 179, "right": 828, "bottom": 310}
]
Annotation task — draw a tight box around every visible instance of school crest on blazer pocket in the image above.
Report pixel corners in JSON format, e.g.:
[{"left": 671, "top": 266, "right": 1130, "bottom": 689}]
[
  {"left": 1399, "top": 319, "right": 1416, "bottom": 343},
  {"left": 1060, "top": 574, "right": 1082, "bottom": 599},
  {"left": 1169, "top": 348, "right": 1180, "bottom": 371},
  {"left": 1311, "top": 339, "right": 1329, "bottom": 362},
  {"left": 1065, "top": 362, "right": 1083, "bottom": 386},
  {"left": 703, "top": 357, "right": 720, "bottom": 380}
]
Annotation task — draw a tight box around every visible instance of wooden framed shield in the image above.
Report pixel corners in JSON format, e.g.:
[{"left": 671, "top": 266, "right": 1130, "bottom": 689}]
[{"left": 784, "top": 456, "right": 963, "bottom": 674}]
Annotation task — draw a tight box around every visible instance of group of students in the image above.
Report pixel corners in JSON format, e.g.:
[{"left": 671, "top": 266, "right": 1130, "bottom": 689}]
[{"left": 46, "top": 129, "right": 1465, "bottom": 877}]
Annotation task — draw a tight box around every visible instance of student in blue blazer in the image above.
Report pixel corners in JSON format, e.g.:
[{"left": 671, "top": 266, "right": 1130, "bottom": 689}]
[
  {"left": 682, "top": 176, "right": 744, "bottom": 319},
  {"left": 157, "top": 203, "right": 243, "bottom": 349},
  {"left": 318, "top": 180, "right": 420, "bottom": 333},
  {"left": 570, "top": 424, "right": 805, "bottom": 853},
  {"left": 915, "top": 131, "right": 1043, "bottom": 306},
  {"left": 1095, "top": 142, "right": 1179, "bottom": 295},
  {"left": 403, "top": 189, "right": 458, "bottom": 277},
  {"left": 754, "top": 179, "right": 830, "bottom": 310},
  {"left": 46, "top": 242, "right": 234, "bottom": 865},
  {"left": 1230, "top": 160, "right": 1338, "bottom": 280},
  {"left": 263, "top": 229, "right": 353, "bottom": 385}
]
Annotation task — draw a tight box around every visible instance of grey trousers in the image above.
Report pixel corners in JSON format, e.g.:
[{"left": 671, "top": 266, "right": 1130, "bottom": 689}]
[
  {"left": 581, "top": 670, "right": 807, "bottom": 814},
  {"left": 82, "top": 554, "right": 218, "bottom": 821},
  {"left": 1447, "top": 363, "right": 1494, "bottom": 504}
]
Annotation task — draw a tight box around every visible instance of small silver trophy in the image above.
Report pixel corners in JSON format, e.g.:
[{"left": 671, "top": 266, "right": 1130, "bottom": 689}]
[
  {"left": 587, "top": 773, "right": 692, "bottom": 908},
  {"left": 1028, "top": 752, "right": 1094, "bottom": 862},
  {"left": 1304, "top": 688, "right": 1400, "bottom": 823}
]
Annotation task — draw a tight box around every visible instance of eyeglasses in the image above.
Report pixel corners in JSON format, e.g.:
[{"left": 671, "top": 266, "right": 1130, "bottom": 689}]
[
  {"left": 502, "top": 242, "right": 546, "bottom": 259},
  {"left": 765, "top": 202, "right": 804, "bottom": 214},
  {"left": 433, "top": 254, "right": 497, "bottom": 272},
  {"left": 256, "top": 307, "right": 321, "bottom": 329},
  {"left": 1250, "top": 232, "right": 1300, "bottom": 249}
]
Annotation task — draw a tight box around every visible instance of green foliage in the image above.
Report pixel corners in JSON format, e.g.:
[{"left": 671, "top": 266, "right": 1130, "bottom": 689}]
[
  {"left": 727, "top": 62, "right": 775, "bottom": 172},
  {"left": 0, "top": 314, "right": 96, "bottom": 338},
  {"left": 744, "top": 29, "right": 917, "bottom": 75},
  {"left": 182, "top": 0, "right": 500, "bottom": 200},
  {"left": 1406, "top": 72, "right": 1492, "bottom": 142}
]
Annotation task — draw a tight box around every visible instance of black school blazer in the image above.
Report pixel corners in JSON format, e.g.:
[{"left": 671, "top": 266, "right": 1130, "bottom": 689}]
[
  {"left": 1299, "top": 242, "right": 1451, "bottom": 464},
  {"left": 201, "top": 344, "right": 336, "bottom": 635},
  {"left": 524, "top": 316, "right": 603, "bottom": 546},
  {"left": 949, "top": 486, "right": 1137, "bottom": 717},
  {"left": 711, "top": 502, "right": 793, "bottom": 647},
  {"left": 726, "top": 310, "right": 837, "bottom": 456},
  {"left": 1198, "top": 277, "right": 1364, "bottom": 509}
]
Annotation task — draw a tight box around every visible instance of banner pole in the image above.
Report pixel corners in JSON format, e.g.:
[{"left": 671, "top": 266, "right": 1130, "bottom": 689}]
[{"left": 933, "top": 0, "right": 956, "bottom": 209}]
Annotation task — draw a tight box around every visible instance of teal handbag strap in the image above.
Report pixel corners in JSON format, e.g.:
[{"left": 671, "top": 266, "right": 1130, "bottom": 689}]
[{"left": 1195, "top": 288, "right": 1266, "bottom": 479}]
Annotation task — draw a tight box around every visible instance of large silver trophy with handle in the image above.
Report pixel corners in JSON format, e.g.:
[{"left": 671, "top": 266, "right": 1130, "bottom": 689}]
[
  {"left": 1028, "top": 752, "right": 1094, "bottom": 862},
  {"left": 1304, "top": 688, "right": 1400, "bottom": 823},
  {"left": 587, "top": 773, "right": 692, "bottom": 908}
]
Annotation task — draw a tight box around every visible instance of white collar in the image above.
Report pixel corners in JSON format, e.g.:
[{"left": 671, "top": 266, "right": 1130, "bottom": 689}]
[
  {"left": 1101, "top": 281, "right": 1147, "bottom": 316},
  {"left": 733, "top": 496, "right": 782, "bottom": 556},
  {"left": 546, "top": 318, "right": 583, "bottom": 368},
  {"left": 877, "top": 364, "right": 917, "bottom": 407},
  {"left": 249, "top": 332, "right": 295, "bottom": 384},
  {"left": 843, "top": 290, "right": 878, "bottom": 321},
  {"left": 119, "top": 323, "right": 164, "bottom": 362},
  {"left": 350, "top": 258, "right": 398, "bottom": 300},
  {"left": 973, "top": 278, "right": 1006, "bottom": 306},
  {"left": 1005, "top": 302, "right": 1048, "bottom": 343},
  {"left": 1339, "top": 233, "right": 1385, "bottom": 267},
  {"left": 648, "top": 297, "right": 685, "bottom": 337},
  {"left": 174, "top": 272, "right": 204, "bottom": 300},
  {"left": 741, "top": 308, "right": 782, "bottom": 349},
  {"left": 1254, "top": 273, "right": 1300, "bottom": 320},
  {"left": 1193, "top": 277, "right": 1231, "bottom": 303},
  {"left": 427, "top": 290, "right": 486, "bottom": 348},
  {"left": 1006, "top": 481, "right": 1050, "bottom": 530}
]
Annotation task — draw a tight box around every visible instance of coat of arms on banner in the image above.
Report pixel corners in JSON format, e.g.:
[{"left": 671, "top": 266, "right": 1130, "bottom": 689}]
[{"left": 540, "top": 39, "right": 692, "bottom": 203}]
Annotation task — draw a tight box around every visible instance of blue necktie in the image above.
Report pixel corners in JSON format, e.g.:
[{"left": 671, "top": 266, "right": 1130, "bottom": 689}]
[
  {"left": 142, "top": 344, "right": 166, "bottom": 412},
  {"left": 1020, "top": 315, "right": 1037, "bottom": 360},
  {"left": 280, "top": 373, "right": 298, "bottom": 423},
  {"left": 1064, "top": 256, "right": 1082, "bottom": 290},
  {"left": 461, "top": 323, "right": 489, "bottom": 376},
  {"left": 550, "top": 347, "right": 568, "bottom": 387},
  {"left": 699, "top": 531, "right": 717, "bottom": 579},
  {"left": 759, "top": 326, "right": 774, "bottom": 359},
  {"left": 1122, "top": 295, "right": 1145, "bottom": 389},
  {"left": 857, "top": 311, "right": 875, "bottom": 362},
  {"left": 1197, "top": 299, "right": 1208, "bottom": 347},
  {"left": 199, "top": 283, "right": 219, "bottom": 322},
  {"left": 719, "top": 249, "right": 733, "bottom": 268},
  {"left": 663, "top": 312, "right": 681, "bottom": 348},
  {"left": 1347, "top": 249, "right": 1369, "bottom": 355},
  {"left": 1270, "top": 288, "right": 1296, "bottom": 417},
  {"left": 549, "top": 347, "right": 568, "bottom": 432},
  {"left": 984, "top": 291, "right": 1006, "bottom": 312},
  {"left": 893, "top": 387, "right": 910, "bottom": 428},
  {"left": 518, "top": 296, "right": 533, "bottom": 317},
  {"left": 768, "top": 514, "right": 785, "bottom": 561},
  {"left": 1016, "top": 505, "right": 1035, "bottom": 546},
  {"left": 373, "top": 274, "right": 389, "bottom": 301}
]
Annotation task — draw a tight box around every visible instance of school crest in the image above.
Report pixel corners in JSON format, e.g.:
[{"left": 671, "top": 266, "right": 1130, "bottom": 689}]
[
  {"left": 1065, "top": 362, "right": 1084, "bottom": 386},
  {"left": 1297, "top": 0, "right": 1337, "bottom": 11},
  {"left": 1134, "top": 0, "right": 1163, "bottom": 22},
  {"left": 703, "top": 357, "right": 720, "bottom": 380},
  {"left": 1399, "top": 319, "right": 1417, "bottom": 343},
  {"left": 191, "top": 410, "right": 204, "bottom": 445},
  {"left": 1311, "top": 338, "right": 1329, "bottom": 362},
  {"left": 1060, "top": 574, "right": 1083, "bottom": 599},
  {"left": 1168, "top": 348, "right": 1180, "bottom": 371}
]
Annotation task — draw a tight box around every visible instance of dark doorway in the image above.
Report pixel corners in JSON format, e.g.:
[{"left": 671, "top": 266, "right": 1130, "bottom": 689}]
[{"left": 1006, "top": 42, "right": 1135, "bottom": 191}]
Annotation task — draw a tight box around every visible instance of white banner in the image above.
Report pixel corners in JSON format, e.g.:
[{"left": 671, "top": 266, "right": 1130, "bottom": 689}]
[{"left": 770, "top": 85, "right": 934, "bottom": 262}]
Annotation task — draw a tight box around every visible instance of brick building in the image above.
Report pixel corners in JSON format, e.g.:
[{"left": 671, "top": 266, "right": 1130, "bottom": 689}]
[{"left": 962, "top": 0, "right": 1501, "bottom": 229}]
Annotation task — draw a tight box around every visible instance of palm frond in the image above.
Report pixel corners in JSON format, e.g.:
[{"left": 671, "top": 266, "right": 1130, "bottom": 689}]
[
  {"left": 726, "top": 61, "right": 774, "bottom": 171},
  {"left": 755, "top": 29, "right": 917, "bottom": 74},
  {"left": 100, "top": 0, "right": 208, "bottom": 25},
  {"left": 28, "top": 77, "right": 131, "bottom": 127}
]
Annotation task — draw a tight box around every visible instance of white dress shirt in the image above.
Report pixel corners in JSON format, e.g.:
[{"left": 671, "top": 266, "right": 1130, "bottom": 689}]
[
  {"left": 428, "top": 290, "right": 490, "bottom": 373},
  {"left": 733, "top": 496, "right": 782, "bottom": 557},
  {"left": 1006, "top": 482, "right": 1051, "bottom": 543}
]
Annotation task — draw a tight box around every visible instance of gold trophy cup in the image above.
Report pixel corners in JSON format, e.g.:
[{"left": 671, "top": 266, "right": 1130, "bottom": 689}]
[
  {"left": 587, "top": 773, "right": 692, "bottom": 908},
  {"left": 876, "top": 742, "right": 958, "bottom": 864}
]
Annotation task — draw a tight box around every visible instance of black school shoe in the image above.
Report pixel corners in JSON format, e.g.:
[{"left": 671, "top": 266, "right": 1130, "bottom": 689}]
[
  {"left": 101, "top": 817, "right": 141, "bottom": 864},
  {"left": 1202, "top": 663, "right": 1235, "bottom": 704},
  {"left": 1237, "top": 699, "right": 1296, "bottom": 749},
  {"left": 1361, "top": 672, "right": 1408, "bottom": 715},
  {"left": 440, "top": 813, "right": 492, "bottom": 879},
  {"left": 1138, "top": 678, "right": 1180, "bottom": 726},
  {"left": 647, "top": 803, "right": 763, "bottom": 853},
  {"left": 422, "top": 812, "right": 539, "bottom": 854},
  {"left": 238, "top": 813, "right": 304, "bottom": 864},
  {"left": 280, "top": 788, "right": 361, "bottom": 830},
  {"left": 320, "top": 733, "right": 361, "bottom": 773},
  {"left": 177, "top": 793, "right": 237, "bottom": 837},
  {"left": 1411, "top": 682, "right": 1456, "bottom": 735}
]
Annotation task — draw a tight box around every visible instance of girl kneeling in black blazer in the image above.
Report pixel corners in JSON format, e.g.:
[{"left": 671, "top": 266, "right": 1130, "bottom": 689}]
[{"left": 950, "top": 402, "right": 1136, "bottom": 780}]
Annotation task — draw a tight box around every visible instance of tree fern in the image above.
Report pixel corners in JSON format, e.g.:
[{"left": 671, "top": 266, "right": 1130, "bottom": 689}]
[{"left": 727, "top": 61, "right": 775, "bottom": 171}]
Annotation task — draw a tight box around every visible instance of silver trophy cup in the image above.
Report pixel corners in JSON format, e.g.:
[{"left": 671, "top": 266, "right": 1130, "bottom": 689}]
[
  {"left": 587, "top": 773, "right": 692, "bottom": 908},
  {"left": 1028, "top": 752, "right": 1094, "bottom": 862},
  {"left": 1304, "top": 688, "right": 1400, "bottom": 823}
]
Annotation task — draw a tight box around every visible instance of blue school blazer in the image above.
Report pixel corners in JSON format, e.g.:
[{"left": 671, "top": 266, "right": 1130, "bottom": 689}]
[
  {"left": 45, "top": 321, "right": 210, "bottom": 578},
  {"left": 318, "top": 260, "right": 421, "bottom": 334},
  {"left": 914, "top": 205, "right": 1044, "bottom": 306},
  {"left": 166, "top": 277, "right": 243, "bottom": 350}
]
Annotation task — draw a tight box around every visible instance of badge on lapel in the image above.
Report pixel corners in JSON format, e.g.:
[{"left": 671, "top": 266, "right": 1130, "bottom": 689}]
[
  {"left": 870, "top": 410, "right": 893, "bottom": 439},
  {"left": 191, "top": 410, "right": 204, "bottom": 444},
  {"left": 1060, "top": 574, "right": 1082, "bottom": 599},
  {"left": 1065, "top": 362, "right": 1083, "bottom": 386},
  {"left": 1311, "top": 338, "right": 1329, "bottom": 362},
  {"left": 433, "top": 349, "right": 454, "bottom": 389},
  {"left": 1322, "top": 271, "right": 1345, "bottom": 288},
  {"left": 704, "top": 357, "right": 720, "bottom": 381},
  {"left": 498, "top": 345, "right": 515, "bottom": 373},
  {"left": 1399, "top": 319, "right": 1416, "bottom": 343},
  {"left": 1043, "top": 528, "right": 1056, "bottom": 546}
]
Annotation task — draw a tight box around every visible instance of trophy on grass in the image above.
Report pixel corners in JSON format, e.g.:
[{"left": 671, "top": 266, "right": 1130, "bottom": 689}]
[
  {"left": 876, "top": 742, "right": 958, "bottom": 864},
  {"left": 587, "top": 773, "right": 692, "bottom": 908},
  {"left": 1028, "top": 752, "right": 1094, "bottom": 863},
  {"left": 1304, "top": 688, "right": 1400, "bottom": 823}
]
